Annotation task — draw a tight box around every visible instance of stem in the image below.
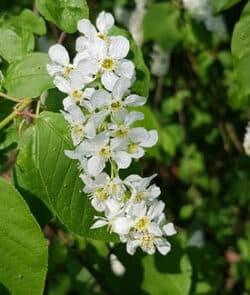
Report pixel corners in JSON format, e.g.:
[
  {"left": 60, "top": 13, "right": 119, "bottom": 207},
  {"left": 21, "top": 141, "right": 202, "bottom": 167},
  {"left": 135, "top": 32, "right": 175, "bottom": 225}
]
[
  {"left": 36, "top": 99, "right": 41, "bottom": 117},
  {"left": 154, "top": 76, "right": 164, "bottom": 108},
  {"left": 57, "top": 32, "right": 67, "bottom": 44},
  {"left": 0, "top": 99, "right": 32, "bottom": 130},
  {"left": 0, "top": 92, "right": 24, "bottom": 103}
]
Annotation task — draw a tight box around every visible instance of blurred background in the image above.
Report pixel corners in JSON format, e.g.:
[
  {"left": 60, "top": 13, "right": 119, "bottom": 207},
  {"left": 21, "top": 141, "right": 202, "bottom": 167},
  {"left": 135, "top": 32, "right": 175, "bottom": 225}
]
[{"left": 0, "top": 0, "right": 250, "bottom": 294}]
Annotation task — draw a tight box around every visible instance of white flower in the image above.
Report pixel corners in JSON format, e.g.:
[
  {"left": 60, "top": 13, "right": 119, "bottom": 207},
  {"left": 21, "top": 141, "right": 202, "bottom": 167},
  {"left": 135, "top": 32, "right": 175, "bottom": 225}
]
[
  {"left": 182, "top": 0, "right": 226, "bottom": 35},
  {"left": 53, "top": 73, "right": 92, "bottom": 110},
  {"left": 77, "top": 36, "right": 135, "bottom": 91},
  {"left": 90, "top": 77, "right": 146, "bottom": 112},
  {"left": 150, "top": 44, "right": 170, "bottom": 77},
  {"left": 77, "top": 11, "right": 114, "bottom": 48},
  {"left": 62, "top": 105, "right": 96, "bottom": 145},
  {"left": 47, "top": 44, "right": 89, "bottom": 79},
  {"left": 48, "top": 10, "right": 176, "bottom": 256},
  {"left": 80, "top": 172, "right": 126, "bottom": 212},
  {"left": 128, "top": 0, "right": 147, "bottom": 47},
  {"left": 243, "top": 122, "right": 250, "bottom": 155},
  {"left": 124, "top": 174, "right": 161, "bottom": 204},
  {"left": 110, "top": 254, "right": 126, "bottom": 277}
]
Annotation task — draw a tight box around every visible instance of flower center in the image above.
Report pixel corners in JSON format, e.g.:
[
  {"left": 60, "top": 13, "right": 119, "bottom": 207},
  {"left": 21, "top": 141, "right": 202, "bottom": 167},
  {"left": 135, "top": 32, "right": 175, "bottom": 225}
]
[
  {"left": 95, "top": 188, "right": 108, "bottom": 201},
  {"left": 101, "top": 58, "right": 115, "bottom": 71},
  {"left": 135, "top": 192, "right": 144, "bottom": 202},
  {"left": 99, "top": 146, "right": 111, "bottom": 158},
  {"left": 134, "top": 217, "right": 149, "bottom": 232},
  {"left": 71, "top": 123, "right": 84, "bottom": 137},
  {"left": 140, "top": 234, "right": 154, "bottom": 250},
  {"left": 63, "top": 64, "right": 74, "bottom": 78},
  {"left": 128, "top": 143, "right": 139, "bottom": 154},
  {"left": 111, "top": 101, "right": 122, "bottom": 111},
  {"left": 97, "top": 32, "right": 107, "bottom": 41},
  {"left": 114, "top": 127, "right": 128, "bottom": 138},
  {"left": 71, "top": 90, "right": 83, "bottom": 102}
]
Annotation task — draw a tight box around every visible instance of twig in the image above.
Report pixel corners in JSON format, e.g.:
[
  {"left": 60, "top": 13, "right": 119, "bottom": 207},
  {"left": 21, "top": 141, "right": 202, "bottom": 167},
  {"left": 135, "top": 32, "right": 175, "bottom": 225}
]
[
  {"left": 57, "top": 32, "right": 67, "bottom": 44},
  {"left": 0, "top": 99, "right": 32, "bottom": 130},
  {"left": 154, "top": 76, "right": 164, "bottom": 108},
  {"left": 225, "top": 122, "right": 243, "bottom": 152},
  {"left": 0, "top": 91, "right": 24, "bottom": 103}
]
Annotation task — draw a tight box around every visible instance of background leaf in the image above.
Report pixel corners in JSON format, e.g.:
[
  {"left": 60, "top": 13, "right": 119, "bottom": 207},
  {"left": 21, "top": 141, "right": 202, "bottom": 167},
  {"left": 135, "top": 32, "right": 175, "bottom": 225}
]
[
  {"left": 36, "top": 0, "right": 89, "bottom": 33},
  {"left": 143, "top": 3, "right": 182, "bottom": 51},
  {"left": 15, "top": 111, "right": 117, "bottom": 241},
  {"left": 3, "top": 52, "right": 54, "bottom": 98},
  {"left": 0, "top": 177, "right": 48, "bottom": 295}
]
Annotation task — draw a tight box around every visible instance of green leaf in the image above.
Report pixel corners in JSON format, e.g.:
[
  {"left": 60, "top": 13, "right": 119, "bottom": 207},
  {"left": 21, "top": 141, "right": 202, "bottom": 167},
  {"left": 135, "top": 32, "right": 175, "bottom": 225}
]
[
  {"left": 9, "top": 9, "right": 47, "bottom": 36},
  {"left": 0, "top": 177, "right": 48, "bottom": 295},
  {"left": 143, "top": 3, "right": 182, "bottom": 51},
  {"left": 141, "top": 251, "right": 192, "bottom": 295},
  {"left": 36, "top": 0, "right": 89, "bottom": 33},
  {"left": 231, "top": 2, "right": 250, "bottom": 97},
  {"left": 0, "top": 28, "right": 34, "bottom": 63},
  {"left": 161, "top": 125, "right": 184, "bottom": 157},
  {"left": 3, "top": 52, "right": 54, "bottom": 98},
  {"left": 110, "top": 26, "right": 150, "bottom": 97},
  {"left": 209, "top": 0, "right": 240, "bottom": 13},
  {"left": 15, "top": 111, "right": 116, "bottom": 241}
]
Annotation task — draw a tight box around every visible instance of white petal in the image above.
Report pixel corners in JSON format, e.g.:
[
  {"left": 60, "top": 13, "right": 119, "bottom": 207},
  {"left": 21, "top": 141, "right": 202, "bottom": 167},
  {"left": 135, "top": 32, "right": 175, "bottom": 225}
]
[
  {"left": 124, "top": 111, "right": 144, "bottom": 127},
  {"left": 163, "top": 223, "right": 176, "bottom": 236},
  {"left": 126, "top": 239, "right": 140, "bottom": 255},
  {"left": 91, "top": 198, "right": 106, "bottom": 212},
  {"left": 101, "top": 71, "right": 119, "bottom": 91},
  {"left": 130, "top": 147, "right": 144, "bottom": 159},
  {"left": 87, "top": 156, "right": 106, "bottom": 176},
  {"left": 73, "top": 51, "right": 90, "bottom": 66},
  {"left": 113, "top": 151, "right": 131, "bottom": 169},
  {"left": 54, "top": 76, "right": 71, "bottom": 94},
  {"left": 96, "top": 11, "right": 114, "bottom": 34},
  {"left": 129, "top": 128, "right": 148, "bottom": 142},
  {"left": 67, "top": 105, "right": 85, "bottom": 123},
  {"left": 85, "top": 120, "right": 96, "bottom": 138},
  {"left": 91, "top": 219, "right": 108, "bottom": 229},
  {"left": 48, "top": 44, "right": 69, "bottom": 66},
  {"left": 92, "top": 110, "right": 109, "bottom": 127},
  {"left": 112, "top": 77, "right": 131, "bottom": 99},
  {"left": 75, "top": 36, "right": 89, "bottom": 52},
  {"left": 124, "top": 94, "right": 146, "bottom": 106},
  {"left": 83, "top": 87, "right": 96, "bottom": 99},
  {"left": 91, "top": 89, "right": 112, "bottom": 108},
  {"left": 113, "top": 217, "right": 133, "bottom": 235},
  {"left": 47, "top": 64, "right": 63, "bottom": 77},
  {"left": 155, "top": 238, "right": 171, "bottom": 255},
  {"left": 63, "top": 96, "right": 75, "bottom": 110},
  {"left": 77, "top": 58, "right": 99, "bottom": 75},
  {"left": 109, "top": 36, "right": 129, "bottom": 59},
  {"left": 140, "top": 130, "right": 158, "bottom": 147},
  {"left": 70, "top": 69, "right": 90, "bottom": 89},
  {"left": 115, "top": 59, "right": 135, "bottom": 79},
  {"left": 77, "top": 19, "right": 97, "bottom": 40},
  {"left": 148, "top": 201, "right": 165, "bottom": 220}
]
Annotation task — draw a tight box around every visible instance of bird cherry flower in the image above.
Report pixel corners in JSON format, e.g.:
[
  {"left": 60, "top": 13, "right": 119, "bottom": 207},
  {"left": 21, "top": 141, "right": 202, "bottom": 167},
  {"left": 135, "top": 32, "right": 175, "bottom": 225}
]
[{"left": 47, "top": 10, "right": 176, "bottom": 256}]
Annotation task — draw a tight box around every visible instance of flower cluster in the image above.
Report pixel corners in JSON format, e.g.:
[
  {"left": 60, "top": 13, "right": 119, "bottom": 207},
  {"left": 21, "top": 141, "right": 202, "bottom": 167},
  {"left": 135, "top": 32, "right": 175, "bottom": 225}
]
[
  {"left": 47, "top": 11, "right": 176, "bottom": 255},
  {"left": 182, "top": 0, "right": 226, "bottom": 36},
  {"left": 243, "top": 122, "right": 250, "bottom": 155},
  {"left": 150, "top": 43, "right": 170, "bottom": 77}
]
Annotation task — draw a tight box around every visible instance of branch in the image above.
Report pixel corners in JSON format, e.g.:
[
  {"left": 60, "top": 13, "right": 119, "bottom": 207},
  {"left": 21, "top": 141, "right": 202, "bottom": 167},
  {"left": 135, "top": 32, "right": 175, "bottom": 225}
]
[
  {"left": 0, "top": 92, "right": 24, "bottom": 103},
  {"left": 0, "top": 99, "right": 33, "bottom": 130}
]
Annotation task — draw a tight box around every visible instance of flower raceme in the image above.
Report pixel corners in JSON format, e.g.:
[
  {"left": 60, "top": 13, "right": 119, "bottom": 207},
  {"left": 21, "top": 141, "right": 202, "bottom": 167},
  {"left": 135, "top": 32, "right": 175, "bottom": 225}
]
[{"left": 47, "top": 11, "right": 176, "bottom": 255}]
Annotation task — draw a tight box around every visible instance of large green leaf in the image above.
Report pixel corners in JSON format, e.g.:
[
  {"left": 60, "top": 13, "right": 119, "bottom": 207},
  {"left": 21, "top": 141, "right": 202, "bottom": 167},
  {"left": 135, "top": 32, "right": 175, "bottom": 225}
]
[
  {"left": 209, "top": 0, "right": 240, "bottom": 12},
  {"left": 8, "top": 9, "right": 46, "bottom": 36},
  {"left": 110, "top": 26, "right": 150, "bottom": 97},
  {"left": 0, "top": 28, "right": 34, "bottom": 63},
  {"left": 15, "top": 111, "right": 116, "bottom": 241},
  {"left": 143, "top": 3, "right": 182, "bottom": 51},
  {"left": 3, "top": 52, "right": 54, "bottom": 98},
  {"left": 0, "top": 177, "right": 48, "bottom": 295},
  {"left": 36, "top": 0, "right": 89, "bottom": 33},
  {"left": 231, "top": 2, "right": 250, "bottom": 97}
]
